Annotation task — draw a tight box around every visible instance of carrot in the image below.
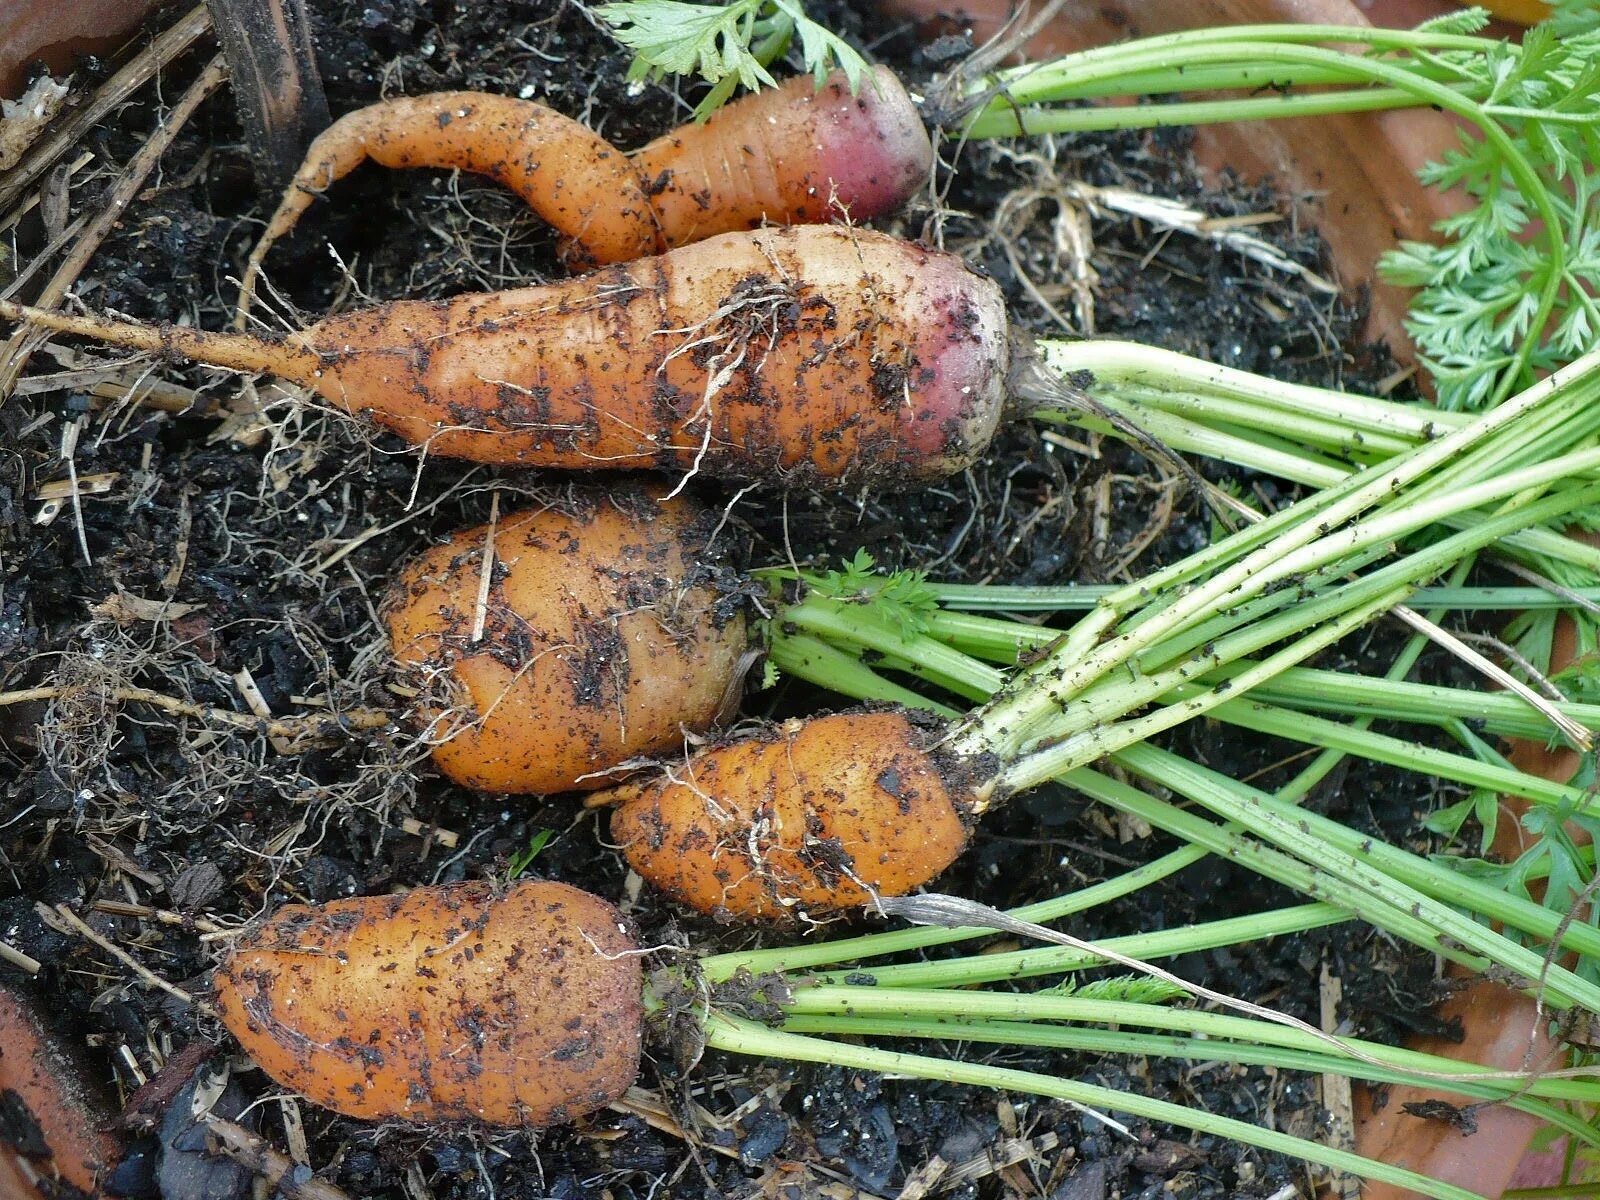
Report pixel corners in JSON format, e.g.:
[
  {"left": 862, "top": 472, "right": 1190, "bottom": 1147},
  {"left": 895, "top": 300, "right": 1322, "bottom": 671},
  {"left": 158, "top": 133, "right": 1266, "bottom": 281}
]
[
  {"left": 385, "top": 486, "right": 748, "bottom": 794},
  {"left": 235, "top": 68, "right": 932, "bottom": 321},
  {"left": 239, "top": 91, "right": 659, "bottom": 292},
  {"left": 0, "top": 226, "right": 1009, "bottom": 488},
  {"left": 606, "top": 708, "right": 977, "bottom": 919},
  {"left": 213, "top": 879, "right": 641, "bottom": 1126},
  {"left": 0, "top": 981, "right": 124, "bottom": 1199}
]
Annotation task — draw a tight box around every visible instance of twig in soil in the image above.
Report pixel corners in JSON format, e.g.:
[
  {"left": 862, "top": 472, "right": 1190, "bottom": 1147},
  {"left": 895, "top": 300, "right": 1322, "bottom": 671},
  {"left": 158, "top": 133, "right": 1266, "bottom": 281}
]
[
  {"left": 33, "top": 469, "right": 118, "bottom": 529},
  {"left": 0, "top": 683, "right": 390, "bottom": 744},
  {"left": 89, "top": 899, "right": 228, "bottom": 935},
  {"left": 0, "top": 53, "right": 228, "bottom": 402},
  {"left": 203, "top": 1117, "right": 351, "bottom": 1200},
  {"left": 58, "top": 416, "right": 91, "bottom": 562},
  {"left": 607, "top": 1087, "right": 743, "bottom": 1163},
  {"left": 1393, "top": 610, "right": 1590, "bottom": 749},
  {"left": 1318, "top": 961, "right": 1360, "bottom": 1200},
  {"left": 10, "top": 348, "right": 205, "bottom": 413},
  {"left": 0, "top": 939, "right": 41, "bottom": 974},
  {"left": 38, "top": 903, "right": 203, "bottom": 1011},
  {"left": 941, "top": 1131, "right": 1059, "bottom": 1192},
  {"left": 1068, "top": 183, "right": 1339, "bottom": 295},
  {"left": 82, "top": 834, "right": 163, "bottom": 888},
  {"left": 203, "top": 0, "right": 329, "bottom": 190},
  {"left": 0, "top": 4, "right": 213, "bottom": 216},
  {"left": 397, "top": 817, "right": 461, "bottom": 850}
]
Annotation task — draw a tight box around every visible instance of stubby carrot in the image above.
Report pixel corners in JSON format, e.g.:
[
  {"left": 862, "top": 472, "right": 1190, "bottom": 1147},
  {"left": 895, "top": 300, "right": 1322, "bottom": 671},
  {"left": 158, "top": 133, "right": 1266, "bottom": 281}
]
[
  {"left": 213, "top": 879, "right": 641, "bottom": 1126},
  {"left": 607, "top": 708, "right": 978, "bottom": 919},
  {"left": 235, "top": 68, "right": 932, "bottom": 319},
  {"left": 384, "top": 487, "right": 748, "bottom": 794},
  {"left": 0, "top": 226, "right": 1009, "bottom": 488}
]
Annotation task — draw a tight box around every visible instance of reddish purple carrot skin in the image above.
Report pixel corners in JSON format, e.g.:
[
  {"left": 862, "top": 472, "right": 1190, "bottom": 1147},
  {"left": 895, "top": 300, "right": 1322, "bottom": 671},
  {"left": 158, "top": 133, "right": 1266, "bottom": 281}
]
[{"left": 633, "top": 66, "right": 934, "bottom": 249}]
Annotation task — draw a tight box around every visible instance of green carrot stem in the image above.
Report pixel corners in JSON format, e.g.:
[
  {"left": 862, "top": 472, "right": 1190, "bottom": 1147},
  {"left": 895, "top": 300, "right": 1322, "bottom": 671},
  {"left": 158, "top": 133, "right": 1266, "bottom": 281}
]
[
  {"left": 921, "top": 582, "right": 1600, "bottom": 616},
  {"left": 780, "top": 987, "right": 1593, "bottom": 1094},
  {"left": 957, "top": 347, "right": 1600, "bottom": 758},
  {"left": 1182, "top": 691, "right": 1584, "bottom": 807},
  {"left": 1111, "top": 742, "right": 1600, "bottom": 1012},
  {"left": 703, "top": 1014, "right": 1486, "bottom": 1200},
  {"left": 776, "top": 1016, "right": 1600, "bottom": 1140}
]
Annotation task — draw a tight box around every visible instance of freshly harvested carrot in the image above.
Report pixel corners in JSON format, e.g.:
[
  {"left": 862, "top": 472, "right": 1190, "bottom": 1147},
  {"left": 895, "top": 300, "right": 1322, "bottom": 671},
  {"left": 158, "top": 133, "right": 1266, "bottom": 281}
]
[
  {"left": 384, "top": 487, "right": 748, "bottom": 793},
  {"left": 0, "top": 981, "right": 124, "bottom": 1199},
  {"left": 234, "top": 68, "right": 932, "bottom": 319},
  {"left": 0, "top": 226, "right": 1009, "bottom": 488},
  {"left": 213, "top": 879, "right": 641, "bottom": 1126},
  {"left": 607, "top": 709, "right": 978, "bottom": 919}
]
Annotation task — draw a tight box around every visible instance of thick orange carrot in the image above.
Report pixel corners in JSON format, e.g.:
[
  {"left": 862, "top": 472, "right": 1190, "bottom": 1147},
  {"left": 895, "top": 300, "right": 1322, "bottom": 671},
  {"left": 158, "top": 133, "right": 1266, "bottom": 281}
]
[
  {"left": 0, "top": 226, "right": 1010, "bottom": 487},
  {"left": 235, "top": 69, "right": 931, "bottom": 321},
  {"left": 214, "top": 880, "right": 641, "bottom": 1125},
  {"left": 384, "top": 488, "right": 748, "bottom": 793},
  {"left": 606, "top": 709, "right": 978, "bottom": 920}
]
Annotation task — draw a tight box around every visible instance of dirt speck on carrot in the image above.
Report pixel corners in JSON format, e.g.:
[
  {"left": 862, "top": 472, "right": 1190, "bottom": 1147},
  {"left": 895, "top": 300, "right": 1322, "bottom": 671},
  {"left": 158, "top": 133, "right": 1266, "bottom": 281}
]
[{"left": 213, "top": 880, "right": 641, "bottom": 1126}]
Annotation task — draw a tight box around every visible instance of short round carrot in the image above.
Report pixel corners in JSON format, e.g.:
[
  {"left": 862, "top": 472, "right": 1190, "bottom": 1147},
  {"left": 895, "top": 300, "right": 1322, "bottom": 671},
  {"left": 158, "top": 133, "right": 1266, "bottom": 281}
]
[
  {"left": 235, "top": 69, "right": 931, "bottom": 322},
  {"left": 213, "top": 879, "right": 641, "bottom": 1126},
  {"left": 606, "top": 709, "right": 977, "bottom": 920},
  {"left": 384, "top": 487, "right": 747, "bottom": 794},
  {"left": 0, "top": 226, "right": 1010, "bottom": 488}
]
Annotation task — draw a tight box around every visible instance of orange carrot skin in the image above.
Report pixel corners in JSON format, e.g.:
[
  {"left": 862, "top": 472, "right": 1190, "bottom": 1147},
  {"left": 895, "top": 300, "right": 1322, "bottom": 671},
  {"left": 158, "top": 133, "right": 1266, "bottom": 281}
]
[
  {"left": 606, "top": 709, "right": 976, "bottom": 920},
  {"left": 634, "top": 67, "right": 933, "bottom": 249},
  {"left": 383, "top": 489, "right": 747, "bottom": 793},
  {"left": 297, "top": 225, "right": 1009, "bottom": 485},
  {"left": 214, "top": 880, "right": 641, "bottom": 1126},
  {"left": 242, "top": 70, "right": 931, "bottom": 294},
  {"left": 259, "top": 92, "right": 659, "bottom": 271},
  {"left": 0, "top": 982, "right": 123, "bottom": 1199}
]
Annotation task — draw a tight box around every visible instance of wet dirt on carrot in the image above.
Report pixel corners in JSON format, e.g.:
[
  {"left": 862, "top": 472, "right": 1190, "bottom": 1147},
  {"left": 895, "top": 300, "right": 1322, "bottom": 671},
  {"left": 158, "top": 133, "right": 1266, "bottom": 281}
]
[{"left": 0, "top": 3, "right": 1471, "bottom": 1198}]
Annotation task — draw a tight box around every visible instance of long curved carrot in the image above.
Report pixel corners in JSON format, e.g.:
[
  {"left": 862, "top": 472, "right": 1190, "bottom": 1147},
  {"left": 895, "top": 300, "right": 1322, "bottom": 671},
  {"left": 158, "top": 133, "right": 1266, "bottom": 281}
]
[
  {"left": 237, "top": 91, "right": 660, "bottom": 299},
  {"left": 0, "top": 226, "right": 1009, "bottom": 488},
  {"left": 235, "top": 68, "right": 932, "bottom": 324}
]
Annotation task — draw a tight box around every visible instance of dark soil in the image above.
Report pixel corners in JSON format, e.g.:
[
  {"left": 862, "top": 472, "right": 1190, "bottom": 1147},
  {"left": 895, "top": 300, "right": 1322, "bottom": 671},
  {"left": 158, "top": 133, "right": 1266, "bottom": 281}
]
[{"left": 0, "top": 3, "right": 1467, "bottom": 1198}]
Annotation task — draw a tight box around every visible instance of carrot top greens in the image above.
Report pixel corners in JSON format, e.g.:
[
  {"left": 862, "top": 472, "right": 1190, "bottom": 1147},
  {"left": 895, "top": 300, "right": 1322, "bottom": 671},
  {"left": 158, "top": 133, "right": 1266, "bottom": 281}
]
[
  {"left": 596, "top": 0, "right": 871, "bottom": 118},
  {"left": 597, "top": 4, "right": 1600, "bottom": 410}
]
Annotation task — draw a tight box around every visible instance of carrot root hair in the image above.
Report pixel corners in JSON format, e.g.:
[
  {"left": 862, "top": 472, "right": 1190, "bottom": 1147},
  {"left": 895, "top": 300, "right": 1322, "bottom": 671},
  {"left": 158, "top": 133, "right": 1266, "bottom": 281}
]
[{"left": 0, "top": 298, "right": 316, "bottom": 380}]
